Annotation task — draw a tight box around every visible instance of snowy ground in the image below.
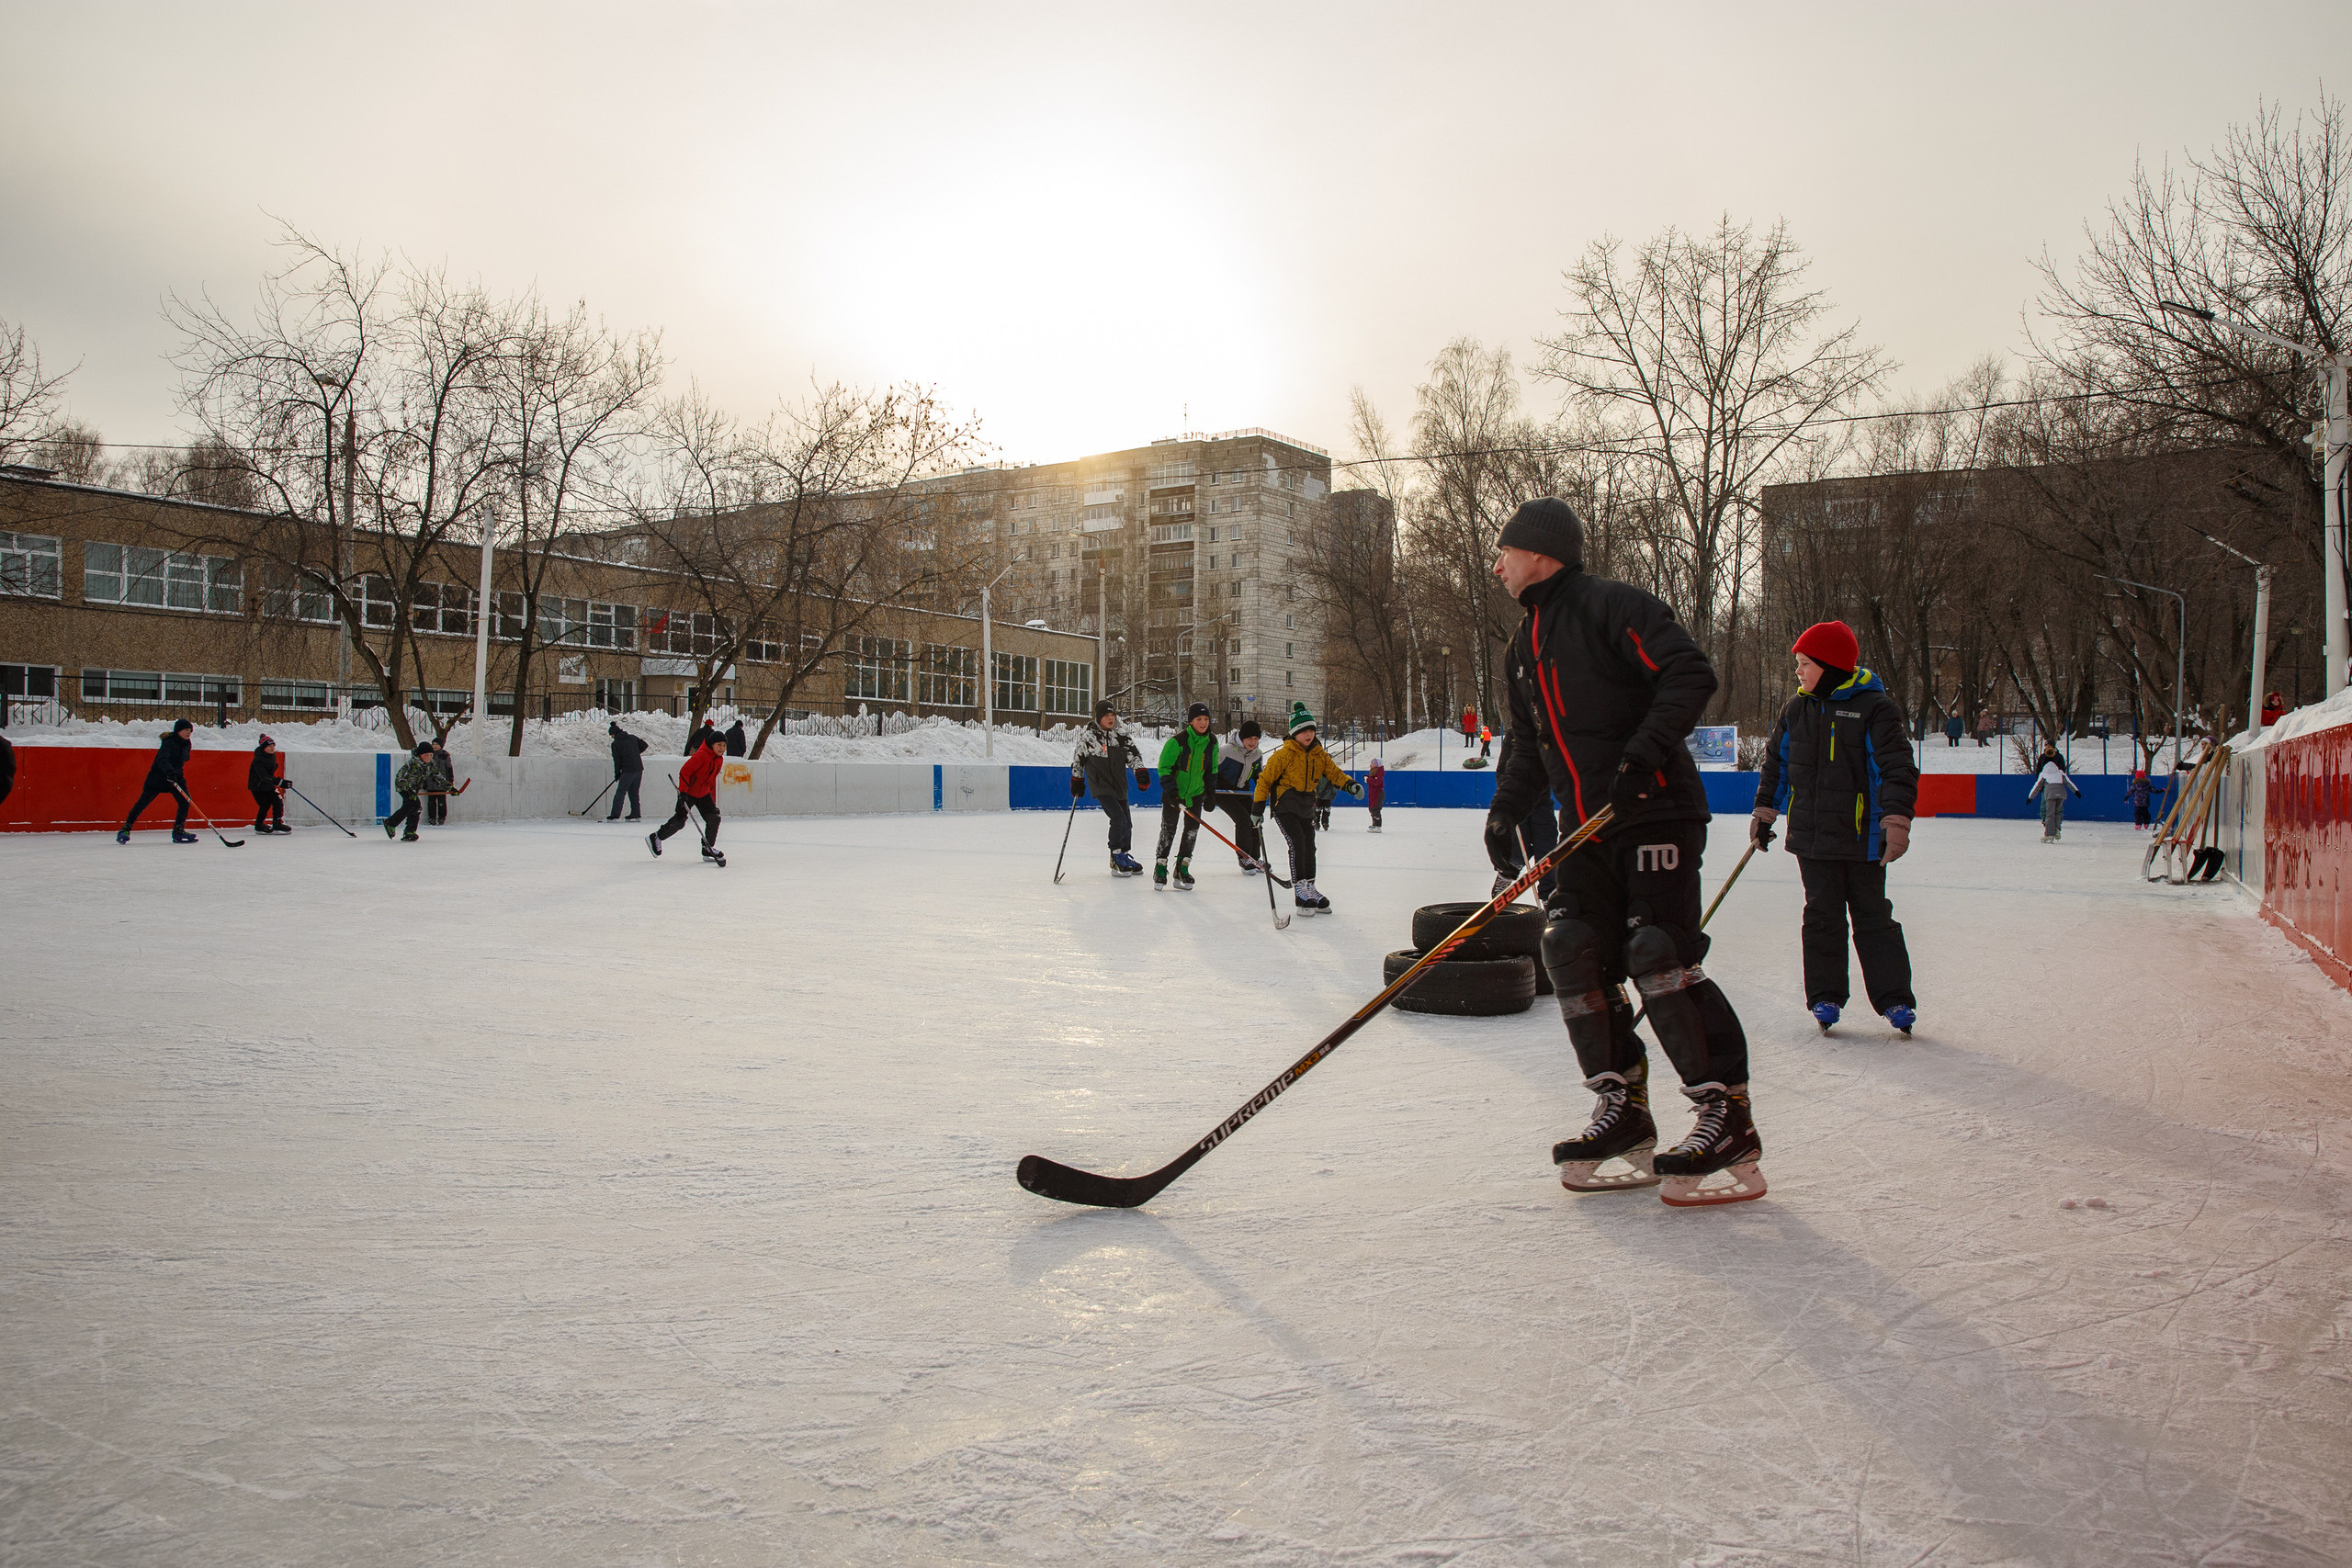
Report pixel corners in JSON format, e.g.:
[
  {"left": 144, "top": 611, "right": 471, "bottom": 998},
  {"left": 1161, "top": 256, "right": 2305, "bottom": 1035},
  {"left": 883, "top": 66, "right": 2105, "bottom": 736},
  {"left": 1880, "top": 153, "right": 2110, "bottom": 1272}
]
[{"left": 5, "top": 810, "right": 2348, "bottom": 1566}]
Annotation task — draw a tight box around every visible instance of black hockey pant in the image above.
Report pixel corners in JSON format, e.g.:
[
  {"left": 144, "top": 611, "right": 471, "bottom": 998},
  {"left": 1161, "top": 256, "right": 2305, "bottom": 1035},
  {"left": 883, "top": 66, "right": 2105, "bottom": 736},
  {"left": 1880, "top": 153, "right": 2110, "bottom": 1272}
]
[
  {"left": 426, "top": 791, "right": 447, "bottom": 825},
  {"left": 607, "top": 772, "right": 642, "bottom": 819},
  {"left": 657, "top": 790, "right": 720, "bottom": 851},
  {"left": 1273, "top": 812, "right": 1317, "bottom": 881},
  {"left": 251, "top": 785, "right": 284, "bottom": 831},
  {"left": 122, "top": 779, "right": 190, "bottom": 834},
  {"left": 1218, "top": 792, "right": 1263, "bottom": 864},
  {"left": 1797, "top": 856, "right": 1914, "bottom": 1015},
  {"left": 1539, "top": 818, "right": 1748, "bottom": 1091},
  {"left": 1097, "top": 791, "right": 1133, "bottom": 853},
  {"left": 1155, "top": 795, "right": 1203, "bottom": 863},
  {"left": 386, "top": 792, "right": 423, "bottom": 837}
]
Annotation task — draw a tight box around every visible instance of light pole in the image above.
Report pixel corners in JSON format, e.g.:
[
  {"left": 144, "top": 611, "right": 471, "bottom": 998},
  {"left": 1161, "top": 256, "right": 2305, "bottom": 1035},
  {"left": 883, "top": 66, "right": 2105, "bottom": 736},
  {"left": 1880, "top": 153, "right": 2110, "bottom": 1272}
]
[
  {"left": 980, "top": 564, "right": 1011, "bottom": 760},
  {"left": 2098, "top": 574, "right": 2187, "bottom": 772},
  {"left": 2182, "top": 525, "right": 2272, "bottom": 739},
  {"left": 2160, "top": 299, "right": 2350, "bottom": 697}
]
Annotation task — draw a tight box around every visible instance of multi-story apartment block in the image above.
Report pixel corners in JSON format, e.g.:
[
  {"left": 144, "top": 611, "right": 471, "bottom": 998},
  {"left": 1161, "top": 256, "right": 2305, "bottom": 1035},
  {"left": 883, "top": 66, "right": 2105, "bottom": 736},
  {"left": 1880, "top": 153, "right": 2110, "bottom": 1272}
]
[{"left": 912, "top": 429, "right": 1338, "bottom": 725}]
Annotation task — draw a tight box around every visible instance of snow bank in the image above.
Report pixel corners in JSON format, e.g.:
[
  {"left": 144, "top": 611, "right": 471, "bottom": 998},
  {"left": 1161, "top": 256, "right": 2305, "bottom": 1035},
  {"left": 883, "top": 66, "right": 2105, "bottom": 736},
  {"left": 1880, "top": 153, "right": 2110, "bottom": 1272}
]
[
  {"left": 1, "top": 707, "right": 1091, "bottom": 765},
  {"left": 2229, "top": 685, "right": 2352, "bottom": 753}
]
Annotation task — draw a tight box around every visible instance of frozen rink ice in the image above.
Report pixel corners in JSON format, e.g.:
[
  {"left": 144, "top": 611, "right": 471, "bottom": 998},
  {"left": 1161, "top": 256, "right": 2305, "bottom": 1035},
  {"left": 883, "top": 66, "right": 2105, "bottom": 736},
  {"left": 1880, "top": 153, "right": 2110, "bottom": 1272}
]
[{"left": 5, "top": 807, "right": 2349, "bottom": 1566}]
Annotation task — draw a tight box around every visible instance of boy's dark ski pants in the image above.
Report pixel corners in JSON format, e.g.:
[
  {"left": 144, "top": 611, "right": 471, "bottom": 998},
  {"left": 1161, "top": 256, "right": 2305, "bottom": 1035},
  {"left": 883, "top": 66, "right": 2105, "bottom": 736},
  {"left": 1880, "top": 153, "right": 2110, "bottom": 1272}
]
[
  {"left": 1797, "top": 856, "right": 1915, "bottom": 1015},
  {"left": 656, "top": 791, "right": 720, "bottom": 852}
]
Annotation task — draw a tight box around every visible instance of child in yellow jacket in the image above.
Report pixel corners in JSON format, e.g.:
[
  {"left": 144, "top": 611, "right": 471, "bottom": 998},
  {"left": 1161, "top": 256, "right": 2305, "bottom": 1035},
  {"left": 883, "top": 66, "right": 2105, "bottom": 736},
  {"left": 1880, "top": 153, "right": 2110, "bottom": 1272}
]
[{"left": 1252, "top": 703, "right": 1363, "bottom": 916}]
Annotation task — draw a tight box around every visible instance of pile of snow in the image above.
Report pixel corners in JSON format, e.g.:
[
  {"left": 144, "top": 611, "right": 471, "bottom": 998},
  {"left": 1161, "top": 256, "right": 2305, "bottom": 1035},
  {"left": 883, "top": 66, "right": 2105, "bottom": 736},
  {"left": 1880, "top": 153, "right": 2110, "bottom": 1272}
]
[
  {"left": 0, "top": 705, "right": 1093, "bottom": 765},
  {"left": 2230, "top": 686, "right": 2352, "bottom": 752}
]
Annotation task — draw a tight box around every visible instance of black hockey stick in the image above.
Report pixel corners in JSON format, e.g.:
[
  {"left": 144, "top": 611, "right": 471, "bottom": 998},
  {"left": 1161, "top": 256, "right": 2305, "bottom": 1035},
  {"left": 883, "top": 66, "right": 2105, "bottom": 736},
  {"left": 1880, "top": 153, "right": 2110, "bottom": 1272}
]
[
  {"left": 169, "top": 784, "right": 244, "bottom": 847},
  {"left": 1052, "top": 788, "right": 1080, "bottom": 883},
  {"left": 1016, "top": 806, "right": 1616, "bottom": 1208},
  {"left": 282, "top": 782, "right": 356, "bottom": 837},
  {"left": 1182, "top": 804, "right": 1293, "bottom": 886},
  {"left": 574, "top": 778, "right": 618, "bottom": 817}
]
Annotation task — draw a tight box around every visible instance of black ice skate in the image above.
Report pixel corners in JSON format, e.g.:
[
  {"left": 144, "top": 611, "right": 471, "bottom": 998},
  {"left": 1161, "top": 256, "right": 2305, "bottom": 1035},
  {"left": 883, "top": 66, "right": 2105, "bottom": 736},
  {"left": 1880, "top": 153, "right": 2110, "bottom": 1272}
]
[
  {"left": 1653, "top": 1085, "right": 1767, "bottom": 1207},
  {"left": 1551, "top": 1075, "right": 1660, "bottom": 1191},
  {"left": 703, "top": 845, "right": 726, "bottom": 867},
  {"left": 646, "top": 831, "right": 662, "bottom": 858}
]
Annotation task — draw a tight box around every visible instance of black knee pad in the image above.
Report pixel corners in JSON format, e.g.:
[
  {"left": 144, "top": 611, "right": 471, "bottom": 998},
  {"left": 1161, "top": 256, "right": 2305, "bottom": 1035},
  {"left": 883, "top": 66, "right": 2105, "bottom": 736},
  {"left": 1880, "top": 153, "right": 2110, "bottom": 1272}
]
[
  {"left": 1542, "top": 917, "right": 1601, "bottom": 988},
  {"left": 1624, "top": 923, "right": 1681, "bottom": 979}
]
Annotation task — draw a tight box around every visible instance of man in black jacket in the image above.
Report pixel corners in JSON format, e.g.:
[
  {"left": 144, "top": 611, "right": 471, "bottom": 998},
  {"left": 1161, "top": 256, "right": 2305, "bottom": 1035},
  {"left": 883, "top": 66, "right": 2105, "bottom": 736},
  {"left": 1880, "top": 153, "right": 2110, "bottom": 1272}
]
[
  {"left": 118, "top": 718, "right": 199, "bottom": 843},
  {"left": 1486, "top": 499, "right": 1761, "bottom": 1207},
  {"left": 607, "top": 721, "right": 649, "bottom": 820},
  {"left": 1752, "top": 619, "right": 1919, "bottom": 1035},
  {"left": 723, "top": 718, "right": 747, "bottom": 757}
]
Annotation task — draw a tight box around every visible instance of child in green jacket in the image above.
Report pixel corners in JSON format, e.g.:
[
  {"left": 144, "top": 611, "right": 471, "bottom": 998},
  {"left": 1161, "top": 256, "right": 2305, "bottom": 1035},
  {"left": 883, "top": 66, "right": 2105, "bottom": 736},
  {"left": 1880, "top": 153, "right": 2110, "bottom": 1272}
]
[{"left": 1154, "top": 702, "right": 1221, "bottom": 889}]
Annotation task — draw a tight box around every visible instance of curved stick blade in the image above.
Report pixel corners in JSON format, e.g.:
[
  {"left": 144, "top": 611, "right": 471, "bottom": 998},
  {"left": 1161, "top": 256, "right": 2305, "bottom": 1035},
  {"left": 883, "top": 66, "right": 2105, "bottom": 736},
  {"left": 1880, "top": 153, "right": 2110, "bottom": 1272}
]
[{"left": 1016, "top": 1154, "right": 1169, "bottom": 1209}]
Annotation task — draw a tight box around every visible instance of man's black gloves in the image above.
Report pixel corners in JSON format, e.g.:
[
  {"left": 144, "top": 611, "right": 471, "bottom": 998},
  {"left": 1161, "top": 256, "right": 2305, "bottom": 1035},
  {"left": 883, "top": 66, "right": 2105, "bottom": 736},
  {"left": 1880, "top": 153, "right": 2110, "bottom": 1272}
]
[
  {"left": 1483, "top": 810, "right": 1524, "bottom": 876},
  {"left": 1607, "top": 761, "right": 1655, "bottom": 819},
  {"left": 1069, "top": 774, "right": 1086, "bottom": 799}
]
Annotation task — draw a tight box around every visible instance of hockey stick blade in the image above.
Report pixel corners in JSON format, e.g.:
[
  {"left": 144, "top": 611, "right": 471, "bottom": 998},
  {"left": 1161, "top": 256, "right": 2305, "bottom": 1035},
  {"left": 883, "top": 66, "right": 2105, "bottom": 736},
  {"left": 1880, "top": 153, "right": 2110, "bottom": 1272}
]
[{"left": 1017, "top": 806, "right": 1614, "bottom": 1207}]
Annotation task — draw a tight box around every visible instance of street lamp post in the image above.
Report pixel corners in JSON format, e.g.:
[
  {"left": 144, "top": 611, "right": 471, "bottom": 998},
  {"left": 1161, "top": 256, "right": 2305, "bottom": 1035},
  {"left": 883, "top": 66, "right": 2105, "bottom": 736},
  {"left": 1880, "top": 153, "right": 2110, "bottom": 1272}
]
[
  {"left": 2183, "top": 526, "right": 2273, "bottom": 739},
  {"left": 980, "top": 564, "right": 1011, "bottom": 760},
  {"left": 2161, "top": 299, "right": 2350, "bottom": 697},
  {"left": 2098, "top": 574, "right": 2187, "bottom": 772}
]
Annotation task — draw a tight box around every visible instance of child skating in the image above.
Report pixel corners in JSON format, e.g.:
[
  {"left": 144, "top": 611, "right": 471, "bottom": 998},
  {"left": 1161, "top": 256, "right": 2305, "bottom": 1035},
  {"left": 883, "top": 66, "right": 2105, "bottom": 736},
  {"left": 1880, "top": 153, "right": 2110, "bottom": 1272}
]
[
  {"left": 1071, "top": 698, "right": 1148, "bottom": 876},
  {"left": 117, "top": 718, "right": 198, "bottom": 843},
  {"left": 1251, "top": 704, "right": 1363, "bottom": 916},
  {"left": 2029, "top": 749, "right": 2080, "bottom": 841},
  {"left": 384, "top": 743, "right": 436, "bottom": 841},
  {"left": 1153, "top": 702, "right": 1220, "bottom": 890},
  {"left": 1751, "top": 619, "right": 1920, "bottom": 1037},
  {"left": 248, "top": 735, "right": 288, "bottom": 834},
  {"left": 1216, "top": 719, "right": 1269, "bottom": 872},
  {"left": 648, "top": 732, "right": 726, "bottom": 864}
]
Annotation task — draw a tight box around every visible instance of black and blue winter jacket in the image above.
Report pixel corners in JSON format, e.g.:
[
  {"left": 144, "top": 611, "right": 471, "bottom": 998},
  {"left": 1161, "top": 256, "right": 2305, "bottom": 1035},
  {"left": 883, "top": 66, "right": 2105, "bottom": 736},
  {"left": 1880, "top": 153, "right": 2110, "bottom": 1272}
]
[{"left": 1755, "top": 668, "right": 1919, "bottom": 861}]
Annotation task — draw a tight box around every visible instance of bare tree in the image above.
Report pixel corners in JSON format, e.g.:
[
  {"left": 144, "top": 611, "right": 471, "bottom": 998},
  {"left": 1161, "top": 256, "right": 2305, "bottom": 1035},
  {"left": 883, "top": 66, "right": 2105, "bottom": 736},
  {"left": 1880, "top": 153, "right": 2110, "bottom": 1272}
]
[
  {"left": 631, "top": 383, "right": 985, "bottom": 753},
  {"left": 170, "top": 230, "right": 508, "bottom": 749},
  {"left": 1538, "top": 217, "right": 1886, "bottom": 712},
  {"left": 0, "top": 318, "right": 74, "bottom": 465},
  {"left": 489, "top": 300, "right": 663, "bottom": 753}
]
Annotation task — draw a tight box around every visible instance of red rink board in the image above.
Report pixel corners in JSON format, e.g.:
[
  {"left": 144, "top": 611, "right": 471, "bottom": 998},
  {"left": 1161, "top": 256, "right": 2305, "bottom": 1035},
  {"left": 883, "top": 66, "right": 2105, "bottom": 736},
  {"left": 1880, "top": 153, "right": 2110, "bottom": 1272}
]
[{"left": 0, "top": 746, "right": 259, "bottom": 833}]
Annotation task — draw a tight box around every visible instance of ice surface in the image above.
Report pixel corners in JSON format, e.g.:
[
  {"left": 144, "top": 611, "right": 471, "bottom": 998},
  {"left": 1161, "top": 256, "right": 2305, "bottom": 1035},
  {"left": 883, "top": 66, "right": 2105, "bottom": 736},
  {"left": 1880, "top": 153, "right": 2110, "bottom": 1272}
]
[{"left": 5, "top": 811, "right": 2349, "bottom": 1565}]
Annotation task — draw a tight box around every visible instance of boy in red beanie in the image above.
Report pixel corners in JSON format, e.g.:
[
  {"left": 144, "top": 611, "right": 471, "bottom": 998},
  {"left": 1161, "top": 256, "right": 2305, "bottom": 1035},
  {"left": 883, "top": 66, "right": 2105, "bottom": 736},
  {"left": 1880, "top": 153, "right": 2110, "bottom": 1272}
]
[{"left": 1753, "top": 620, "right": 1920, "bottom": 1035}]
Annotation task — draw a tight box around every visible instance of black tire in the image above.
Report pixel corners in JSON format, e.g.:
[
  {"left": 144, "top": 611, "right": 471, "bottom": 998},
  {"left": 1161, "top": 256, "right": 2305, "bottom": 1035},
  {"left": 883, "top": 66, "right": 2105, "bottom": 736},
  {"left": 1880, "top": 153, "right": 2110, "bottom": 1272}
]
[
  {"left": 1411, "top": 900, "right": 1545, "bottom": 962},
  {"left": 1382, "top": 949, "right": 1537, "bottom": 1017}
]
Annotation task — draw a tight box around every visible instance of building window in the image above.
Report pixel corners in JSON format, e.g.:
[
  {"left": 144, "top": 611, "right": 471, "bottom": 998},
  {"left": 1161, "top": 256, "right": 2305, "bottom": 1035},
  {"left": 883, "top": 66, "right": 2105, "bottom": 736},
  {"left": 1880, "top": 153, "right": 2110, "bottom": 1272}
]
[
  {"left": 261, "top": 565, "right": 335, "bottom": 625},
  {"left": 260, "top": 679, "right": 336, "bottom": 711},
  {"left": 1285, "top": 641, "right": 1295, "bottom": 658},
  {"left": 1, "top": 532, "right": 62, "bottom": 597},
  {"left": 3, "top": 662, "right": 60, "bottom": 698},
  {"left": 1285, "top": 671, "right": 1294, "bottom": 688},
  {"left": 848, "top": 636, "right": 913, "bottom": 703},
  {"left": 919, "top": 643, "right": 977, "bottom": 706},
  {"left": 412, "top": 581, "right": 477, "bottom": 637},
  {"left": 409, "top": 688, "right": 472, "bottom": 716},
  {"left": 586, "top": 601, "right": 638, "bottom": 650},
  {"left": 595, "top": 678, "right": 638, "bottom": 712},
  {"left": 992, "top": 651, "right": 1038, "bottom": 713},
  {"left": 82, "top": 668, "right": 240, "bottom": 705},
  {"left": 359, "top": 575, "right": 401, "bottom": 628},
  {"left": 84, "top": 544, "right": 240, "bottom": 614},
  {"left": 1041, "top": 658, "right": 1091, "bottom": 715},
  {"left": 1149, "top": 523, "right": 1194, "bottom": 544},
  {"left": 741, "top": 621, "right": 781, "bottom": 663}
]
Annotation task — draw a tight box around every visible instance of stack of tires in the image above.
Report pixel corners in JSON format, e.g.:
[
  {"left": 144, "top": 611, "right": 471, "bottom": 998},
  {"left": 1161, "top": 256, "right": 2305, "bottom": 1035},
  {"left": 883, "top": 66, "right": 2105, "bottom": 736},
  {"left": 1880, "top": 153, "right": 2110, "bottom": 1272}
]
[{"left": 1384, "top": 900, "right": 1549, "bottom": 1016}]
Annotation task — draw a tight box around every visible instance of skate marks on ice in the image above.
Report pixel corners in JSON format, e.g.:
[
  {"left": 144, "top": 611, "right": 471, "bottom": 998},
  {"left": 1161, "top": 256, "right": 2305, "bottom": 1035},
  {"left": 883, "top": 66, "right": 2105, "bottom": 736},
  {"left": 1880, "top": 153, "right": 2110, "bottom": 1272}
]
[{"left": 1565, "top": 1193, "right": 2346, "bottom": 1568}]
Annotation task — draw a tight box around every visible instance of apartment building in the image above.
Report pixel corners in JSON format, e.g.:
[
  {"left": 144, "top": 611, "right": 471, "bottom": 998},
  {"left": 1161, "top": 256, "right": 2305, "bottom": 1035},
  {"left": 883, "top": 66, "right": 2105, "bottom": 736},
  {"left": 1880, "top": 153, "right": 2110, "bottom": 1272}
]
[
  {"left": 910, "top": 428, "right": 1340, "bottom": 724},
  {"left": 0, "top": 469, "right": 1097, "bottom": 730}
]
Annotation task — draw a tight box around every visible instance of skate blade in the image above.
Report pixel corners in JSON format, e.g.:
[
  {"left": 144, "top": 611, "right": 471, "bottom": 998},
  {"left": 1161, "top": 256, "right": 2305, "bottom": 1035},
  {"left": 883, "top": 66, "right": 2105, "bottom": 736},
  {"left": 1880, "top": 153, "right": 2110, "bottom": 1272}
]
[
  {"left": 1659, "top": 1160, "right": 1768, "bottom": 1207},
  {"left": 1558, "top": 1143, "right": 1660, "bottom": 1192}
]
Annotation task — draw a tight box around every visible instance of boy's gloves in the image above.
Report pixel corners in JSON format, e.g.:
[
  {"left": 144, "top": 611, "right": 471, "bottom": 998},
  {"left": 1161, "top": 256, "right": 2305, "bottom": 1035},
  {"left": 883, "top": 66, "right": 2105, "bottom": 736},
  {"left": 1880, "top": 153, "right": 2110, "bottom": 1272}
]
[
  {"left": 1606, "top": 761, "right": 1656, "bottom": 818},
  {"left": 1069, "top": 774, "right": 1085, "bottom": 799},
  {"left": 1483, "top": 810, "right": 1524, "bottom": 875},
  {"left": 1749, "top": 807, "right": 1777, "bottom": 851},
  {"left": 1880, "top": 815, "right": 1911, "bottom": 864},
  {"left": 1134, "top": 768, "right": 1152, "bottom": 790}
]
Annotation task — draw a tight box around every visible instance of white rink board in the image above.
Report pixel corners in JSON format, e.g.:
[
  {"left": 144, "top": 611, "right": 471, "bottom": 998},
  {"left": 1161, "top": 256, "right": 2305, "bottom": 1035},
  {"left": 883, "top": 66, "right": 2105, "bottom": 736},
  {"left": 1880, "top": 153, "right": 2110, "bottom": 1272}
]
[{"left": 4, "top": 813, "right": 2348, "bottom": 1565}]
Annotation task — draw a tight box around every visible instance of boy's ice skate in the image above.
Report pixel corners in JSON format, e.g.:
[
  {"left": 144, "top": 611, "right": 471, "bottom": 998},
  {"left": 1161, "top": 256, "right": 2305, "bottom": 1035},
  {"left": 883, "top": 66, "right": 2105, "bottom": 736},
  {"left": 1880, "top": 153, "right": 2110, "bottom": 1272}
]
[
  {"left": 1153, "top": 861, "right": 1169, "bottom": 889},
  {"left": 1811, "top": 1001, "right": 1838, "bottom": 1033},
  {"left": 1171, "top": 860, "right": 1193, "bottom": 891},
  {"left": 1886, "top": 1004, "right": 1915, "bottom": 1036},
  {"left": 1654, "top": 1085, "right": 1767, "bottom": 1207},
  {"left": 1551, "top": 1074, "right": 1660, "bottom": 1191},
  {"left": 1110, "top": 851, "right": 1144, "bottom": 877},
  {"left": 1295, "top": 879, "right": 1330, "bottom": 915}
]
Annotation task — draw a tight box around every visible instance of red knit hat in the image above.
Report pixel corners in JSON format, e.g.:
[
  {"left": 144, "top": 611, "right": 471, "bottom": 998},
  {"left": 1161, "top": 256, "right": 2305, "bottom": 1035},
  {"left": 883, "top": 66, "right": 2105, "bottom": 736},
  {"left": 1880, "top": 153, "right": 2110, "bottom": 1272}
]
[{"left": 1792, "top": 620, "right": 1860, "bottom": 671}]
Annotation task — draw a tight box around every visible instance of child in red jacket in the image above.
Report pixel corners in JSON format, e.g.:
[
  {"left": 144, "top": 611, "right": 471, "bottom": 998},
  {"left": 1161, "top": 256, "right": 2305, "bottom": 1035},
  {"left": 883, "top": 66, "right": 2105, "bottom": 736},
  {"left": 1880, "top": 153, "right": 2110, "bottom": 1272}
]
[{"left": 649, "top": 735, "right": 727, "bottom": 865}]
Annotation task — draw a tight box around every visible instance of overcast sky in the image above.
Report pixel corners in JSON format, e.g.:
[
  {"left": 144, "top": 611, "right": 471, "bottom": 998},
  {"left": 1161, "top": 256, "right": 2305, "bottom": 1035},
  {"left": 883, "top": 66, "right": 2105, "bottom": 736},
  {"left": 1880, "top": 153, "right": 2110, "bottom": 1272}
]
[{"left": 4, "top": 2, "right": 2344, "bottom": 473}]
